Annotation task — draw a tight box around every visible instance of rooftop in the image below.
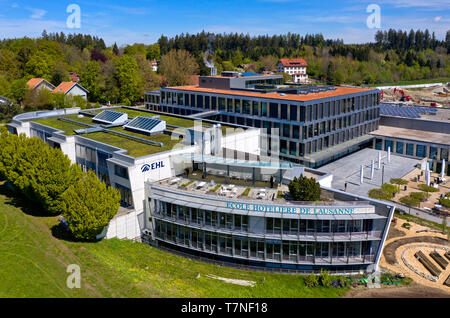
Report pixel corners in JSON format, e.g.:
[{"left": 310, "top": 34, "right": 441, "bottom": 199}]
[
  {"left": 31, "top": 107, "right": 237, "bottom": 158},
  {"left": 167, "top": 85, "right": 375, "bottom": 102},
  {"left": 371, "top": 125, "right": 450, "bottom": 145},
  {"left": 279, "top": 58, "right": 308, "bottom": 67},
  {"left": 155, "top": 175, "right": 352, "bottom": 206}
]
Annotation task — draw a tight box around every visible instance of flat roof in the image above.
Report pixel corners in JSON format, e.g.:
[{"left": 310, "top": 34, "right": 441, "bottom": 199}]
[
  {"left": 371, "top": 125, "right": 450, "bottom": 145},
  {"left": 167, "top": 85, "right": 376, "bottom": 102},
  {"left": 31, "top": 107, "right": 235, "bottom": 158}
]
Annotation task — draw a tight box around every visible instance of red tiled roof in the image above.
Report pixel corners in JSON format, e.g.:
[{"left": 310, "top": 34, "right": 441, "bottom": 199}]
[
  {"left": 279, "top": 58, "right": 308, "bottom": 67},
  {"left": 53, "top": 82, "right": 77, "bottom": 94},
  {"left": 189, "top": 75, "right": 200, "bottom": 86},
  {"left": 26, "top": 78, "right": 44, "bottom": 89},
  {"left": 168, "top": 85, "right": 375, "bottom": 102}
]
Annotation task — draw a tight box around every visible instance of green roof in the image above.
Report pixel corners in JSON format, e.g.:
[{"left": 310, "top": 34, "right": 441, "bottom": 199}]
[{"left": 32, "top": 107, "right": 241, "bottom": 158}]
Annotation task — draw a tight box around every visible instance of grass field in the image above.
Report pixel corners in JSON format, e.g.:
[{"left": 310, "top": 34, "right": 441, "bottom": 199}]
[{"left": 0, "top": 181, "right": 348, "bottom": 298}]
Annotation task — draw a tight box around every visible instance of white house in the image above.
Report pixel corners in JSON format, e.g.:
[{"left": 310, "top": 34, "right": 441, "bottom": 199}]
[
  {"left": 26, "top": 78, "right": 56, "bottom": 92},
  {"left": 277, "top": 58, "right": 309, "bottom": 84},
  {"left": 53, "top": 82, "right": 89, "bottom": 100}
]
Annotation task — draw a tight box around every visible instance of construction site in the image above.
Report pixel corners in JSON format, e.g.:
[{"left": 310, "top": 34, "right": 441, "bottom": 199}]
[{"left": 380, "top": 83, "right": 450, "bottom": 108}]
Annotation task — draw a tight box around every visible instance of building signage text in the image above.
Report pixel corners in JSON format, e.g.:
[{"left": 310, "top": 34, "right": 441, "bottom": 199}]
[{"left": 226, "top": 202, "right": 354, "bottom": 214}]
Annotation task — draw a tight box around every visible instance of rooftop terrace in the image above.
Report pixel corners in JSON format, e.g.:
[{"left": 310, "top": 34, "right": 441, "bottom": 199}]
[{"left": 31, "top": 107, "right": 236, "bottom": 158}]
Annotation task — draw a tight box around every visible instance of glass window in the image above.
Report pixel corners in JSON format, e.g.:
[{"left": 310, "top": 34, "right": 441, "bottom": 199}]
[
  {"left": 269, "top": 103, "right": 278, "bottom": 119},
  {"left": 280, "top": 104, "right": 288, "bottom": 119},
  {"left": 114, "top": 165, "right": 129, "bottom": 179},
  {"left": 429, "top": 147, "right": 438, "bottom": 160},
  {"left": 396, "top": 141, "right": 404, "bottom": 154},
  {"left": 290, "top": 105, "right": 297, "bottom": 121},
  {"left": 406, "top": 143, "right": 414, "bottom": 156},
  {"left": 416, "top": 144, "right": 427, "bottom": 158},
  {"left": 385, "top": 140, "right": 394, "bottom": 152},
  {"left": 252, "top": 101, "right": 259, "bottom": 115},
  {"left": 261, "top": 102, "right": 268, "bottom": 117},
  {"left": 441, "top": 148, "right": 449, "bottom": 161},
  {"left": 235, "top": 99, "right": 241, "bottom": 113}
]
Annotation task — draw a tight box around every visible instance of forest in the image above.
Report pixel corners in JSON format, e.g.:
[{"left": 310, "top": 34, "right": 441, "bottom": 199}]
[{"left": 0, "top": 29, "right": 448, "bottom": 120}]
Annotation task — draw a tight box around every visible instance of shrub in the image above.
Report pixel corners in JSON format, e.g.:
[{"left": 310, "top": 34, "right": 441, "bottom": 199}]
[
  {"left": 410, "top": 192, "right": 429, "bottom": 202},
  {"left": 399, "top": 196, "right": 420, "bottom": 207},
  {"left": 417, "top": 184, "right": 439, "bottom": 192},
  {"left": 319, "top": 269, "right": 331, "bottom": 287},
  {"left": 181, "top": 180, "right": 194, "bottom": 187},
  {"left": 288, "top": 175, "right": 321, "bottom": 201},
  {"left": 209, "top": 184, "right": 221, "bottom": 192},
  {"left": 61, "top": 170, "right": 120, "bottom": 241},
  {"left": 241, "top": 188, "right": 251, "bottom": 196},
  {"left": 303, "top": 274, "right": 319, "bottom": 287},
  {"left": 368, "top": 188, "right": 393, "bottom": 200},
  {"left": 402, "top": 222, "right": 411, "bottom": 229},
  {"left": 381, "top": 183, "right": 399, "bottom": 194},
  {"left": 390, "top": 178, "right": 408, "bottom": 185},
  {"left": 439, "top": 197, "right": 450, "bottom": 208}
]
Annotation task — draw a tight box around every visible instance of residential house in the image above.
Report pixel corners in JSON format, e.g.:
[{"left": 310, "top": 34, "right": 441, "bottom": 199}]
[
  {"left": 277, "top": 59, "right": 309, "bottom": 84},
  {"left": 53, "top": 82, "right": 89, "bottom": 99}
]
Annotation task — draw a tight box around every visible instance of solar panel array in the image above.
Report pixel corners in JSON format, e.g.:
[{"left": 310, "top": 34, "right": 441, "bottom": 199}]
[
  {"left": 123, "top": 116, "right": 163, "bottom": 133},
  {"left": 296, "top": 85, "right": 337, "bottom": 95},
  {"left": 93, "top": 110, "right": 126, "bottom": 123},
  {"left": 379, "top": 104, "right": 437, "bottom": 119}
]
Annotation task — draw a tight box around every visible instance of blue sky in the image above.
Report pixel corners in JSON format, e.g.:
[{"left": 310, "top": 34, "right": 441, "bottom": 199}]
[{"left": 0, "top": 0, "right": 448, "bottom": 46}]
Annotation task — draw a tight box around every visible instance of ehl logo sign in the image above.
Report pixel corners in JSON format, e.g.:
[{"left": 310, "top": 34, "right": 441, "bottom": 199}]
[{"left": 141, "top": 161, "right": 165, "bottom": 173}]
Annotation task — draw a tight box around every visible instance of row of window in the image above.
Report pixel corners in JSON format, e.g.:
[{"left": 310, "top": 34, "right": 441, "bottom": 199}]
[
  {"left": 375, "top": 139, "right": 449, "bottom": 161},
  {"left": 154, "top": 220, "right": 375, "bottom": 262},
  {"left": 158, "top": 90, "right": 379, "bottom": 122},
  {"left": 154, "top": 201, "right": 376, "bottom": 235}
]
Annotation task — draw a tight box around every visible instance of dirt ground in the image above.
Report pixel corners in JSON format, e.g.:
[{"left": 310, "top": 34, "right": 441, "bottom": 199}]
[
  {"left": 392, "top": 168, "right": 450, "bottom": 214},
  {"left": 382, "top": 86, "right": 449, "bottom": 106},
  {"left": 344, "top": 217, "right": 450, "bottom": 297},
  {"left": 344, "top": 282, "right": 450, "bottom": 298}
]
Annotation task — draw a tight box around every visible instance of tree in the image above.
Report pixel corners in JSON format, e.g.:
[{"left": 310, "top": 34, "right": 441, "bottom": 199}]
[
  {"left": 8, "top": 78, "right": 28, "bottom": 103},
  {"left": 61, "top": 170, "right": 120, "bottom": 241},
  {"left": 112, "top": 42, "right": 119, "bottom": 56},
  {"left": 79, "top": 60, "right": 101, "bottom": 101},
  {"left": 114, "top": 54, "right": 142, "bottom": 104},
  {"left": 288, "top": 175, "right": 321, "bottom": 201},
  {"left": 147, "top": 43, "right": 161, "bottom": 60},
  {"left": 50, "top": 61, "right": 69, "bottom": 86},
  {"left": 25, "top": 51, "right": 54, "bottom": 79},
  {"left": 159, "top": 49, "right": 199, "bottom": 86}
]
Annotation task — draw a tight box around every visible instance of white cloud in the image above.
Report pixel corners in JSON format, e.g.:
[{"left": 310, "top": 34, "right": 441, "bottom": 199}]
[
  {"left": 26, "top": 7, "right": 47, "bottom": 19},
  {"left": 433, "top": 16, "right": 442, "bottom": 22},
  {"left": 11, "top": 3, "right": 19, "bottom": 8}
]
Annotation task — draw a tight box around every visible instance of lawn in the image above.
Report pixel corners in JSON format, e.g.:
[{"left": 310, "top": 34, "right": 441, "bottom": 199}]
[{"left": 0, "top": 181, "right": 348, "bottom": 298}]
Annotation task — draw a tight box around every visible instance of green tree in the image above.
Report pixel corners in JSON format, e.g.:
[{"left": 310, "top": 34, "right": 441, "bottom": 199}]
[
  {"left": 147, "top": 43, "right": 161, "bottom": 60},
  {"left": 25, "top": 51, "right": 54, "bottom": 79},
  {"left": 61, "top": 170, "right": 120, "bottom": 241},
  {"left": 288, "top": 175, "right": 321, "bottom": 201},
  {"left": 159, "top": 49, "right": 199, "bottom": 86},
  {"left": 114, "top": 55, "right": 142, "bottom": 103},
  {"left": 8, "top": 78, "right": 28, "bottom": 102},
  {"left": 79, "top": 60, "right": 101, "bottom": 101}
]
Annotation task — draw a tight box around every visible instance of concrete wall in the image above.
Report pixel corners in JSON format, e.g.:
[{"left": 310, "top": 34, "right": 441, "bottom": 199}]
[
  {"left": 380, "top": 116, "right": 450, "bottom": 134},
  {"left": 105, "top": 210, "right": 143, "bottom": 239}
]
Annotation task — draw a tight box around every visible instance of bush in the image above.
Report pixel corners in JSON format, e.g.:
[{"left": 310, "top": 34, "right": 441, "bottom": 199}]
[
  {"left": 319, "top": 269, "right": 331, "bottom": 287},
  {"left": 61, "top": 170, "right": 120, "bottom": 241},
  {"left": 439, "top": 197, "right": 450, "bottom": 208},
  {"left": 381, "top": 183, "right": 399, "bottom": 194},
  {"left": 241, "top": 188, "right": 251, "bottom": 196},
  {"left": 390, "top": 178, "right": 408, "bottom": 185},
  {"left": 417, "top": 184, "right": 439, "bottom": 192},
  {"left": 303, "top": 274, "right": 319, "bottom": 287},
  {"left": 399, "top": 196, "right": 420, "bottom": 207},
  {"left": 402, "top": 222, "right": 411, "bottom": 229},
  {"left": 288, "top": 175, "right": 321, "bottom": 201},
  {"left": 410, "top": 192, "right": 429, "bottom": 202},
  {"left": 368, "top": 188, "right": 393, "bottom": 200}
]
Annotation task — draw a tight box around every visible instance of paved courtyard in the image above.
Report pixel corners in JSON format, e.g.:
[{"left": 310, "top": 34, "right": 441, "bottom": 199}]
[{"left": 318, "top": 148, "right": 421, "bottom": 197}]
